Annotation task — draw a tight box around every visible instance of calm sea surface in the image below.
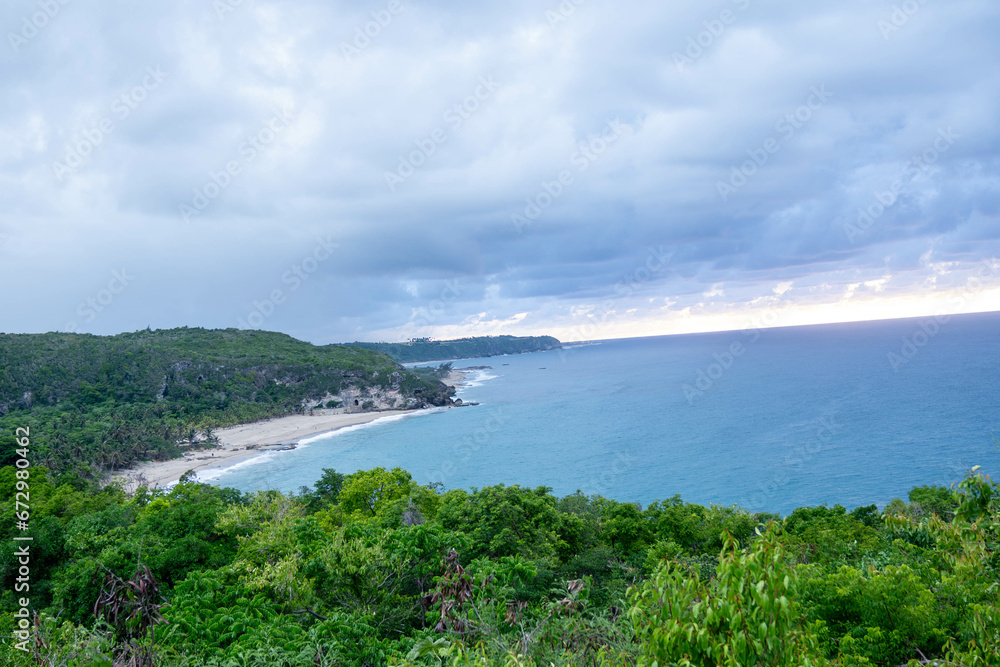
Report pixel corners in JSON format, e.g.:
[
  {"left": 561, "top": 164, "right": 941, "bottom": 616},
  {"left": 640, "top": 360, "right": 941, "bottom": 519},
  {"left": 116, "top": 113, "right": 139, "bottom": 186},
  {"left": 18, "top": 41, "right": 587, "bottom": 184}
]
[{"left": 205, "top": 312, "right": 1000, "bottom": 514}]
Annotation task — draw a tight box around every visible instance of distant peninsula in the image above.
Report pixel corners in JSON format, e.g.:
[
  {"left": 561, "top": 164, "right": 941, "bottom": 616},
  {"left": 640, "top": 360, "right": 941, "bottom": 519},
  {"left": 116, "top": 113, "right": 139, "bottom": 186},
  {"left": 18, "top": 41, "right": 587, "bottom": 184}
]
[{"left": 342, "top": 334, "right": 562, "bottom": 363}]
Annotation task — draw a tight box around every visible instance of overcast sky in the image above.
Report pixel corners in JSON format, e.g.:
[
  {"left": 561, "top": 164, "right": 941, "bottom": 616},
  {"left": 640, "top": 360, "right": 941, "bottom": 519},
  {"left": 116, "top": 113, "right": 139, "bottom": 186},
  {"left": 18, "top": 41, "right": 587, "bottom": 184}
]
[{"left": 1, "top": 0, "right": 998, "bottom": 343}]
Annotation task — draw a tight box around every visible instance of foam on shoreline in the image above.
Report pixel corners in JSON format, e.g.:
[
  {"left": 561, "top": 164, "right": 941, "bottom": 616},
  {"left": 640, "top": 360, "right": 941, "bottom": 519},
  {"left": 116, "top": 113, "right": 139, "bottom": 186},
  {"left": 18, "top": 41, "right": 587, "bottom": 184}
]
[
  {"left": 109, "top": 408, "right": 436, "bottom": 491},
  {"left": 110, "top": 367, "right": 491, "bottom": 491},
  {"left": 195, "top": 407, "right": 453, "bottom": 484}
]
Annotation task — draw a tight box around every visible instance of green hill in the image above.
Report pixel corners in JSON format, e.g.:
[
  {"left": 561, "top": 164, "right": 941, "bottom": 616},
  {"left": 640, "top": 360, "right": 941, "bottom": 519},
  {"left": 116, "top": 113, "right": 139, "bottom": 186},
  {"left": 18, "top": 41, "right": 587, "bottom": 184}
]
[
  {"left": 0, "top": 328, "right": 454, "bottom": 474},
  {"left": 344, "top": 334, "right": 562, "bottom": 363}
]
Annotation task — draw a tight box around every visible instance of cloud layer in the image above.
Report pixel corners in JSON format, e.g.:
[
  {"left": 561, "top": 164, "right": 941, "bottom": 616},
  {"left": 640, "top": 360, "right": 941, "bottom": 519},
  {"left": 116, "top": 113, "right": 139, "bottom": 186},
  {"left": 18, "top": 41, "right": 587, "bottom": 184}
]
[{"left": 2, "top": 0, "right": 998, "bottom": 342}]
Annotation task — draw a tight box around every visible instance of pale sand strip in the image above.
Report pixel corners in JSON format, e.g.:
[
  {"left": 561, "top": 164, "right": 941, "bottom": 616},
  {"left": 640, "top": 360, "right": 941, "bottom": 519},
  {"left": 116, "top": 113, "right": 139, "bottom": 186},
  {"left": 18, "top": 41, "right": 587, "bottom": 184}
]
[
  {"left": 442, "top": 370, "right": 468, "bottom": 386},
  {"left": 109, "top": 409, "right": 426, "bottom": 491}
]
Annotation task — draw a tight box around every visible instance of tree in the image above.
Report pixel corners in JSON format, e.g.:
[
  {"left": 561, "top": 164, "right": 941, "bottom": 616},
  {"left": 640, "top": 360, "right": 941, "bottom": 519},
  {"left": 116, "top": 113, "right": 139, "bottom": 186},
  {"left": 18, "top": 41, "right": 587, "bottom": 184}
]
[
  {"left": 601, "top": 501, "right": 651, "bottom": 554},
  {"left": 436, "top": 485, "right": 575, "bottom": 563},
  {"left": 339, "top": 467, "right": 414, "bottom": 518},
  {"left": 301, "top": 468, "right": 345, "bottom": 513},
  {"left": 627, "top": 527, "right": 827, "bottom": 666}
]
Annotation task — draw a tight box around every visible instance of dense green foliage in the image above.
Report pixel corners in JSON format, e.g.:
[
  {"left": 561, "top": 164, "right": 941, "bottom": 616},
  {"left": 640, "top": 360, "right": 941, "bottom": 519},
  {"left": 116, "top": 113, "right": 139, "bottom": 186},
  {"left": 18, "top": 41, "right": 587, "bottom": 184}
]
[
  {"left": 0, "top": 329, "right": 453, "bottom": 475},
  {"left": 344, "top": 336, "right": 562, "bottom": 363},
  {"left": 7, "top": 329, "right": 993, "bottom": 663},
  {"left": 2, "top": 459, "right": 998, "bottom": 666}
]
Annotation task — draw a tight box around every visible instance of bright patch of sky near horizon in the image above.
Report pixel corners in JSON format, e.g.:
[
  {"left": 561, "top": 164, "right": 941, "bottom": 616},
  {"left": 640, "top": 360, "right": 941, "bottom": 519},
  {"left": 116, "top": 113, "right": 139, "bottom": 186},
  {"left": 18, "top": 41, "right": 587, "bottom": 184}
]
[{"left": 1, "top": 1, "right": 998, "bottom": 343}]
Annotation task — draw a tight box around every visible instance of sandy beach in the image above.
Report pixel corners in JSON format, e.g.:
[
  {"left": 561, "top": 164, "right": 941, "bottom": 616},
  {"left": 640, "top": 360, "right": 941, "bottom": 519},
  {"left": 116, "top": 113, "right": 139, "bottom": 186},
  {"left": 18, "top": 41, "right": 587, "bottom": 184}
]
[
  {"left": 108, "top": 368, "right": 475, "bottom": 491},
  {"left": 109, "top": 409, "right": 424, "bottom": 491}
]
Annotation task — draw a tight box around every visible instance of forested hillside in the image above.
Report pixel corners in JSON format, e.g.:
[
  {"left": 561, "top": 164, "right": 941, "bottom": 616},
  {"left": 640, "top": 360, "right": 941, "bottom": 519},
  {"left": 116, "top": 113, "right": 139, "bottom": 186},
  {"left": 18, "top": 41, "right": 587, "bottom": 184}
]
[
  {"left": 345, "top": 335, "right": 562, "bottom": 363},
  {"left": 1, "top": 328, "right": 997, "bottom": 665},
  {"left": 1, "top": 462, "right": 997, "bottom": 665},
  {"left": 0, "top": 328, "right": 454, "bottom": 475}
]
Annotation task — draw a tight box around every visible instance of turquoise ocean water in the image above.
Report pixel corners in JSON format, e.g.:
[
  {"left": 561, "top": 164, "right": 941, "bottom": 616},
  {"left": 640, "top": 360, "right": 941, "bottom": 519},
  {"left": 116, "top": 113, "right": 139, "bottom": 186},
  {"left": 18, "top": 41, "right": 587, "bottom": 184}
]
[{"left": 204, "top": 312, "right": 1000, "bottom": 514}]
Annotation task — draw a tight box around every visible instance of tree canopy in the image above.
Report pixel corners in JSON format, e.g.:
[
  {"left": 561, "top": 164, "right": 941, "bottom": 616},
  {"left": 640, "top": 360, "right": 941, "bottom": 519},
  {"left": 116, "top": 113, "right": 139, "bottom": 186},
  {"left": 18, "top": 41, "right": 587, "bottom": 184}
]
[{"left": 3, "top": 462, "right": 998, "bottom": 666}]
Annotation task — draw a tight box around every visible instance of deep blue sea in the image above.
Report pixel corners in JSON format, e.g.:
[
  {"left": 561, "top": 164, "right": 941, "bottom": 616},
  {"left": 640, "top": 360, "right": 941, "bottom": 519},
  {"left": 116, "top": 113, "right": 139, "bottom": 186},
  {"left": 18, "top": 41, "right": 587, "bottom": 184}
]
[{"left": 205, "top": 312, "right": 1000, "bottom": 515}]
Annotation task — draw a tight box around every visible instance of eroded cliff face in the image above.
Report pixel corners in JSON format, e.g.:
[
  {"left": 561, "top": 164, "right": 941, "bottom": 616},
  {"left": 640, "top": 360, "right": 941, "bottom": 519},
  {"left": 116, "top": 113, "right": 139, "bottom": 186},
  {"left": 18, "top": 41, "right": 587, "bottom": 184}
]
[{"left": 305, "top": 380, "right": 455, "bottom": 413}]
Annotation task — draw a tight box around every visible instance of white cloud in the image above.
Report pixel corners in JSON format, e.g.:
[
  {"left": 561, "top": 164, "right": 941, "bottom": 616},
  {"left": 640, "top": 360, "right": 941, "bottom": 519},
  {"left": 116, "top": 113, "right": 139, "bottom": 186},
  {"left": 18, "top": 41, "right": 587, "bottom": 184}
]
[{"left": 704, "top": 283, "right": 725, "bottom": 298}]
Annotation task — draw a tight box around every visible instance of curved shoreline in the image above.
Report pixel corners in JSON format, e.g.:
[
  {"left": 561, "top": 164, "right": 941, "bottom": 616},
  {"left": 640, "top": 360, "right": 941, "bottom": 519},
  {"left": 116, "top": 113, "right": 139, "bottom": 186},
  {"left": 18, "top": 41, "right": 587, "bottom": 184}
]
[
  {"left": 109, "top": 369, "right": 477, "bottom": 492},
  {"left": 109, "top": 408, "right": 431, "bottom": 491}
]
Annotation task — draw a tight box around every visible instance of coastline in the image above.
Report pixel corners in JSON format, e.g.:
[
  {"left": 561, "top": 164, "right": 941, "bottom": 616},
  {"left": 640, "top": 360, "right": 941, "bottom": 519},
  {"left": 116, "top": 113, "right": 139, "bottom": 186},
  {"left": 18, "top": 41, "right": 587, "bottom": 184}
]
[
  {"left": 109, "top": 409, "right": 427, "bottom": 491},
  {"left": 109, "top": 369, "right": 478, "bottom": 492},
  {"left": 108, "top": 369, "right": 480, "bottom": 492}
]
